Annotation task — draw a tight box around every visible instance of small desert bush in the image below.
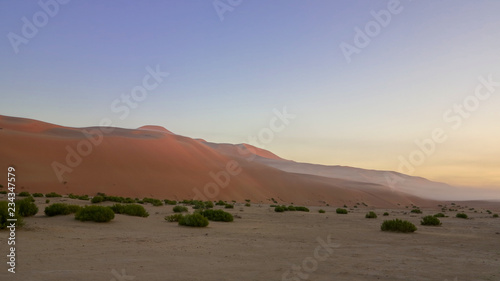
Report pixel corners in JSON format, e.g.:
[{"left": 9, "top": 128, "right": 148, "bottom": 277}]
[
  {"left": 456, "top": 213, "right": 468, "bottom": 219},
  {"left": 365, "top": 211, "right": 377, "bottom": 219},
  {"left": 294, "top": 206, "right": 309, "bottom": 212},
  {"left": 0, "top": 201, "right": 24, "bottom": 229},
  {"left": 44, "top": 203, "right": 81, "bottom": 216},
  {"left": 199, "top": 209, "right": 233, "bottom": 222},
  {"left": 143, "top": 197, "right": 163, "bottom": 206},
  {"left": 204, "top": 201, "right": 214, "bottom": 209},
  {"left": 91, "top": 196, "right": 104, "bottom": 203},
  {"left": 164, "top": 199, "right": 177, "bottom": 205},
  {"left": 178, "top": 213, "right": 209, "bottom": 227},
  {"left": 45, "top": 199, "right": 50, "bottom": 204},
  {"left": 215, "top": 200, "right": 226, "bottom": 206},
  {"left": 336, "top": 208, "right": 348, "bottom": 214},
  {"left": 287, "top": 205, "right": 296, "bottom": 211},
  {"left": 165, "top": 214, "right": 183, "bottom": 222},
  {"left": 274, "top": 206, "right": 285, "bottom": 212},
  {"left": 17, "top": 197, "right": 38, "bottom": 217},
  {"left": 68, "top": 194, "right": 89, "bottom": 200},
  {"left": 110, "top": 204, "right": 149, "bottom": 217},
  {"left": 493, "top": 214, "right": 499, "bottom": 218},
  {"left": 381, "top": 219, "right": 417, "bottom": 233},
  {"left": 32, "top": 193, "right": 44, "bottom": 197},
  {"left": 245, "top": 203, "right": 251, "bottom": 207},
  {"left": 75, "top": 206, "right": 115, "bottom": 222},
  {"left": 434, "top": 213, "right": 446, "bottom": 218},
  {"left": 410, "top": 209, "right": 422, "bottom": 214},
  {"left": 45, "top": 192, "right": 62, "bottom": 198},
  {"left": 18, "top": 191, "right": 30, "bottom": 197},
  {"left": 318, "top": 209, "right": 325, "bottom": 213},
  {"left": 224, "top": 204, "right": 234, "bottom": 209},
  {"left": 173, "top": 205, "right": 189, "bottom": 213},
  {"left": 383, "top": 212, "right": 389, "bottom": 216},
  {"left": 193, "top": 201, "right": 213, "bottom": 209},
  {"left": 421, "top": 215, "right": 441, "bottom": 226}
]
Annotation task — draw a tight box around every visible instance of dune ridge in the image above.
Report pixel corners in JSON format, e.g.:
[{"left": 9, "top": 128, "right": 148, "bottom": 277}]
[{"left": 0, "top": 115, "right": 443, "bottom": 207}]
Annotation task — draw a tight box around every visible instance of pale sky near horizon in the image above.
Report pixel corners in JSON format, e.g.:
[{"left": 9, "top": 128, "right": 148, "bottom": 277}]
[{"left": 1, "top": 1, "right": 499, "bottom": 189}]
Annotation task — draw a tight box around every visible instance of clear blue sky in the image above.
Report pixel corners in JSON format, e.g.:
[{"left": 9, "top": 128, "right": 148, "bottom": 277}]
[{"left": 1, "top": 0, "right": 500, "bottom": 187}]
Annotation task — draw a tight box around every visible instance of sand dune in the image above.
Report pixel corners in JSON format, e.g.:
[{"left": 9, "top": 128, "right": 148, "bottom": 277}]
[{"left": 0, "top": 115, "right": 439, "bottom": 207}]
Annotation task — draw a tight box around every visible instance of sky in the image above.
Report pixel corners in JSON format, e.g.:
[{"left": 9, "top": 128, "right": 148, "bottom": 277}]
[{"left": 1, "top": 0, "right": 500, "bottom": 189}]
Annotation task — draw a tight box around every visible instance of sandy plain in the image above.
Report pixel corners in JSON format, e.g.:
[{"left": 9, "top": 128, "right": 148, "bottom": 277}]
[{"left": 1, "top": 197, "right": 499, "bottom": 281}]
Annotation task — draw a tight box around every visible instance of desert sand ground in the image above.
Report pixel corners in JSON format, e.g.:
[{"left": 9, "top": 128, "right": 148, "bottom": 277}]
[{"left": 1, "top": 197, "right": 499, "bottom": 281}]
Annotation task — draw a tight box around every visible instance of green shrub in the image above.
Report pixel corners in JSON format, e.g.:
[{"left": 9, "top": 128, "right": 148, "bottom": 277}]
[
  {"left": 110, "top": 204, "right": 149, "bottom": 217},
  {"left": 91, "top": 196, "right": 104, "bottom": 203},
  {"left": 318, "top": 209, "right": 325, "bottom": 213},
  {"left": 287, "top": 205, "right": 296, "bottom": 211},
  {"left": 181, "top": 199, "right": 194, "bottom": 205},
  {"left": 75, "top": 206, "right": 115, "bottom": 222},
  {"left": 143, "top": 197, "right": 163, "bottom": 206},
  {"left": 270, "top": 204, "right": 279, "bottom": 208},
  {"left": 173, "top": 205, "right": 188, "bottom": 213},
  {"left": 245, "top": 199, "right": 250, "bottom": 203},
  {"left": 410, "top": 209, "right": 422, "bottom": 214},
  {"left": 336, "top": 208, "right": 348, "bottom": 214},
  {"left": 199, "top": 209, "right": 233, "bottom": 222},
  {"left": 0, "top": 201, "right": 24, "bottom": 229},
  {"left": 165, "top": 214, "right": 183, "bottom": 222},
  {"left": 456, "top": 213, "right": 468, "bottom": 219},
  {"left": 421, "top": 215, "right": 442, "bottom": 226},
  {"left": 365, "top": 211, "right": 377, "bottom": 219},
  {"left": 383, "top": 212, "right": 389, "bottom": 216},
  {"left": 164, "top": 199, "right": 177, "bottom": 205},
  {"left": 68, "top": 194, "right": 89, "bottom": 200},
  {"left": 178, "top": 213, "right": 209, "bottom": 227},
  {"left": 32, "top": 193, "right": 44, "bottom": 197},
  {"left": 434, "top": 213, "right": 446, "bottom": 218},
  {"left": 17, "top": 198, "right": 38, "bottom": 217},
  {"left": 381, "top": 219, "right": 417, "bottom": 233},
  {"left": 45, "top": 199, "right": 50, "bottom": 204},
  {"left": 215, "top": 200, "right": 226, "bottom": 206},
  {"left": 193, "top": 200, "right": 214, "bottom": 210},
  {"left": 493, "top": 214, "right": 499, "bottom": 218},
  {"left": 224, "top": 204, "right": 234, "bottom": 209},
  {"left": 0, "top": 191, "right": 7, "bottom": 194},
  {"left": 45, "top": 192, "right": 62, "bottom": 198},
  {"left": 44, "top": 203, "right": 81, "bottom": 216},
  {"left": 295, "top": 206, "right": 310, "bottom": 212},
  {"left": 274, "top": 206, "right": 285, "bottom": 212},
  {"left": 18, "top": 191, "right": 30, "bottom": 197},
  {"left": 245, "top": 203, "right": 251, "bottom": 207}
]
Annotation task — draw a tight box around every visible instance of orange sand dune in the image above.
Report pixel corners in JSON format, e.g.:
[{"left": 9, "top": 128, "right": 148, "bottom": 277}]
[{"left": 0, "top": 115, "right": 437, "bottom": 207}]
